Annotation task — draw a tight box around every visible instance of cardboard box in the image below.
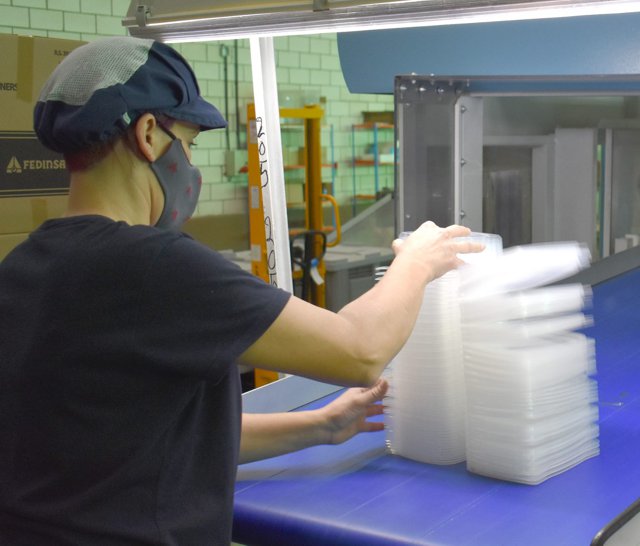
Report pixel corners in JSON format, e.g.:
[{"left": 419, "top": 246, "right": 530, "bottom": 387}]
[
  {"left": 0, "top": 34, "right": 85, "bottom": 258},
  {"left": 0, "top": 34, "right": 86, "bottom": 132},
  {"left": 285, "top": 182, "right": 304, "bottom": 204},
  {"left": 362, "top": 111, "right": 394, "bottom": 125},
  {"left": 0, "top": 194, "right": 68, "bottom": 235}
]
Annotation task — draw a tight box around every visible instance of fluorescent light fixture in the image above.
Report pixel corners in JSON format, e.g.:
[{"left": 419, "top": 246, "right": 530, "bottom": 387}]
[{"left": 123, "top": 0, "right": 640, "bottom": 42}]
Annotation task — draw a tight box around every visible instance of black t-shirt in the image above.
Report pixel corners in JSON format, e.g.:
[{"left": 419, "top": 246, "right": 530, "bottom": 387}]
[{"left": 0, "top": 216, "right": 290, "bottom": 545}]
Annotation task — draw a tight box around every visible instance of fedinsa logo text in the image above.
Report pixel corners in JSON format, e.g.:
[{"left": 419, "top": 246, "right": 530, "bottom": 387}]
[{"left": 6, "top": 156, "right": 66, "bottom": 174}]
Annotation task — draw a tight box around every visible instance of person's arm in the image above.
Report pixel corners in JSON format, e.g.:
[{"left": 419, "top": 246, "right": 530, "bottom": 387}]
[
  {"left": 239, "top": 221, "right": 483, "bottom": 387},
  {"left": 239, "top": 379, "right": 388, "bottom": 464}
]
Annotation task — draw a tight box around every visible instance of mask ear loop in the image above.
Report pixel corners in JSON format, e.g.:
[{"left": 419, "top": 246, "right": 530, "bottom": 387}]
[
  {"left": 155, "top": 119, "right": 196, "bottom": 167},
  {"left": 157, "top": 122, "right": 178, "bottom": 141}
]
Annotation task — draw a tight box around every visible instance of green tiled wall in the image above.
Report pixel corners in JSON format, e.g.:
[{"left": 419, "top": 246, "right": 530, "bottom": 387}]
[{"left": 1, "top": 0, "right": 393, "bottom": 242}]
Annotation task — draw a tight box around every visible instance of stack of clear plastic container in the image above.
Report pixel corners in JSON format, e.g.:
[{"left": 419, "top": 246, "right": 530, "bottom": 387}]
[
  {"left": 385, "top": 267, "right": 466, "bottom": 464},
  {"left": 384, "top": 232, "right": 503, "bottom": 465},
  {"left": 460, "top": 242, "right": 599, "bottom": 484},
  {"left": 384, "top": 232, "right": 600, "bottom": 484}
]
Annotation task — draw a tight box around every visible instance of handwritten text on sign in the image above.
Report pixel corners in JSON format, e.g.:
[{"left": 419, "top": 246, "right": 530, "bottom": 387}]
[{"left": 255, "top": 116, "right": 278, "bottom": 287}]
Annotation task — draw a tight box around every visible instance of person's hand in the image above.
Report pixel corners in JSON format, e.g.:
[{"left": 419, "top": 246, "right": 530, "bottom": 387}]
[
  {"left": 320, "top": 378, "right": 389, "bottom": 445},
  {"left": 392, "top": 221, "right": 484, "bottom": 282}
]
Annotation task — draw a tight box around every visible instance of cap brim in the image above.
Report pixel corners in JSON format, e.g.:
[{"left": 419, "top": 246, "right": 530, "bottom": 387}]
[{"left": 163, "top": 96, "right": 227, "bottom": 131}]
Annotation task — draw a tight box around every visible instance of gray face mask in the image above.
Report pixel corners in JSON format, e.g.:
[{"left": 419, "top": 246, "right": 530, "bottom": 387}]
[{"left": 150, "top": 125, "right": 202, "bottom": 230}]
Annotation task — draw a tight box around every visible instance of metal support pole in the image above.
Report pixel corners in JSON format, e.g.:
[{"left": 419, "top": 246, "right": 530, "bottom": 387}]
[
  {"left": 249, "top": 36, "right": 293, "bottom": 293},
  {"left": 602, "top": 129, "right": 613, "bottom": 258}
]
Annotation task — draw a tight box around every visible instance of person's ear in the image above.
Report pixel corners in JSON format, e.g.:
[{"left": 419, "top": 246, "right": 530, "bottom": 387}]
[{"left": 133, "top": 113, "right": 163, "bottom": 162}]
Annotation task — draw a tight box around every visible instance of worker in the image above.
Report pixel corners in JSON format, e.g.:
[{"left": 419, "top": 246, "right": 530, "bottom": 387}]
[{"left": 0, "top": 36, "right": 483, "bottom": 545}]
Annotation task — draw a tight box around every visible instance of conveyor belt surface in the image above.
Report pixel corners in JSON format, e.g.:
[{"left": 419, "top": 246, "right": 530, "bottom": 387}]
[{"left": 234, "top": 267, "right": 640, "bottom": 546}]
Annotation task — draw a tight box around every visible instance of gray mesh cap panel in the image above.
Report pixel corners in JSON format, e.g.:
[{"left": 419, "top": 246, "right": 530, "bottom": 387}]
[{"left": 38, "top": 37, "right": 155, "bottom": 106}]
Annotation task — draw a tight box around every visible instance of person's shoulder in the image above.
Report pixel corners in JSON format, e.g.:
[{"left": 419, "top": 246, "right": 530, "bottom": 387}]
[
  {"left": 30, "top": 216, "right": 188, "bottom": 263},
  {"left": 154, "top": 229, "right": 247, "bottom": 272}
]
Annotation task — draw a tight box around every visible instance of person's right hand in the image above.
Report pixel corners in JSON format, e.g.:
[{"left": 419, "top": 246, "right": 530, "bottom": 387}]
[{"left": 391, "top": 221, "right": 484, "bottom": 282}]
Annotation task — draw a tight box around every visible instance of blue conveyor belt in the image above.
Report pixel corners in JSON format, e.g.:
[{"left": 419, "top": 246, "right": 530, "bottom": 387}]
[{"left": 233, "top": 268, "right": 640, "bottom": 546}]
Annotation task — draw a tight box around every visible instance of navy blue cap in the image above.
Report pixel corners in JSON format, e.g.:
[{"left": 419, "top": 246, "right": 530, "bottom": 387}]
[{"left": 34, "top": 36, "right": 227, "bottom": 154}]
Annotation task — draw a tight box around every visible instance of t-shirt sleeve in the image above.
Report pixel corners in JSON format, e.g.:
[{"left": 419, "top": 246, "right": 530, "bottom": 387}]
[{"left": 133, "top": 235, "right": 291, "bottom": 380}]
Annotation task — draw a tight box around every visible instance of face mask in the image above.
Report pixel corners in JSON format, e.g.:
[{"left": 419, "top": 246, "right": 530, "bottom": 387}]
[{"left": 150, "top": 125, "right": 202, "bottom": 230}]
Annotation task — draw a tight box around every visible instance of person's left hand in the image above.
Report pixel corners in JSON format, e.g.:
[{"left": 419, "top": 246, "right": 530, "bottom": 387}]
[{"left": 320, "top": 378, "right": 389, "bottom": 445}]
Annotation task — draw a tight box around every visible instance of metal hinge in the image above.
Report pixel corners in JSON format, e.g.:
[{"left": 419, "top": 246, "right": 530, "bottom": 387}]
[{"left": 135, "top": 4, "right": 151, "bottom": 27}]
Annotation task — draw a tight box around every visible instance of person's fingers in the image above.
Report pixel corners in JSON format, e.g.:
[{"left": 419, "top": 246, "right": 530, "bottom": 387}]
[
  {"left": 351, "top": 379, "right": 388, "bottom": 410},
  {"left": 360, "top": 421, "right": 385, "bottom": 433},
  {"left": 444, "top": 224, "right": 471, "bottom": 238},
  {"left": 368, "top": 378, "right": 389, "bottom": 400},
  {"left": 391, "top": 238, "right": 404, "bottom": 255},
  {"left": 365, "top": 404, "right": 385, "bottom": 418},
  {"left": 454, "top": 241, "right": 485, "bottom": 254}
]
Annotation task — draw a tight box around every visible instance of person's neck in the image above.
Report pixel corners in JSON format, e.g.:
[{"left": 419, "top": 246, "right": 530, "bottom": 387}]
[{"left": 64, "top": 147, "right": 160, "bottom": 226}]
